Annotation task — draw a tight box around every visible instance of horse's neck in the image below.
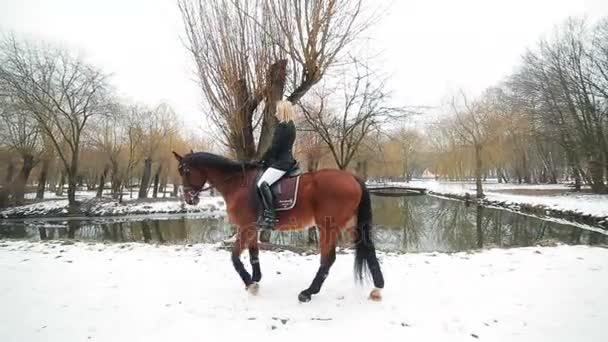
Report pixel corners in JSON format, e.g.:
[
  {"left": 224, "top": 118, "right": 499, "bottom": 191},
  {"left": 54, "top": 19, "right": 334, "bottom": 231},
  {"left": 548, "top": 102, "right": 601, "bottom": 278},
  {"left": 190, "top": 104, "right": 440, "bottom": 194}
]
[{"left": 206, "top": 168, "right": 257, "bottom": 201}]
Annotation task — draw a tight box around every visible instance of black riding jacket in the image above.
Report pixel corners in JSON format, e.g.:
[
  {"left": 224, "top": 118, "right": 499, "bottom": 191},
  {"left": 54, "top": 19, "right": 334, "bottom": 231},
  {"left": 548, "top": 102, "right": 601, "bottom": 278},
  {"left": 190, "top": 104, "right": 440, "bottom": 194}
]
[{"left": 261, "top": 121, "right": 296, "bottom": 171}]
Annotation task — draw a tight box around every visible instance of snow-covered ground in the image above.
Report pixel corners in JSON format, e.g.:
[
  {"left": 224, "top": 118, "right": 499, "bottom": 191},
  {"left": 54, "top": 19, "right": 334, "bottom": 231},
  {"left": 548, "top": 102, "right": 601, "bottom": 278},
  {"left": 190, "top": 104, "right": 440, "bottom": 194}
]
[
  {"left": 377, "top": 180, "right": 608, "bottom": 219},
  {"left": 0, "top": 193, "right": 225, "bottom": 218},
  {"left": 1, "top": 240, "right": 606, "bottom": 342}
]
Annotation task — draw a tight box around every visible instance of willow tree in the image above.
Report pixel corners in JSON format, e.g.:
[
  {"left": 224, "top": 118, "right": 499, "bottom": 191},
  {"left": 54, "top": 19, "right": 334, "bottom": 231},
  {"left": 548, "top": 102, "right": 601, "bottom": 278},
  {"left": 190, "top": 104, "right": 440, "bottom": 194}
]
[
  {"left": 448, "top": 90, "right": 502, "bottom": 198},
  {"left": 0, "top": 94, "right": 42, "bottom": 204},
  {"left": 178, "top": 0, "right": 375, "bottom": 159}
]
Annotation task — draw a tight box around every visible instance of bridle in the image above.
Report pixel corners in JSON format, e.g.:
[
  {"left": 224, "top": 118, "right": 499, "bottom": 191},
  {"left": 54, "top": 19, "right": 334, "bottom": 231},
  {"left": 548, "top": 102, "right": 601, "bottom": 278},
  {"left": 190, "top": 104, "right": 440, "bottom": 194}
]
[
  {"left": 178, "top": 159, "right": 252, "bottom": 197},
  {"left": 178, "top": 161, "right": 211, "bottom": 199}
]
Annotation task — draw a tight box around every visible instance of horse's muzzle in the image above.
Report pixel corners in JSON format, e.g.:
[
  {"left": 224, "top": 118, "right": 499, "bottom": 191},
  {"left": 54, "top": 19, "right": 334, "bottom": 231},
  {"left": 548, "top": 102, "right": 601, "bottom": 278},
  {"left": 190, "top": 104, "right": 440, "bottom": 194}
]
[{"left": 184, "top": 189, "right": 200, "bottom": 205}]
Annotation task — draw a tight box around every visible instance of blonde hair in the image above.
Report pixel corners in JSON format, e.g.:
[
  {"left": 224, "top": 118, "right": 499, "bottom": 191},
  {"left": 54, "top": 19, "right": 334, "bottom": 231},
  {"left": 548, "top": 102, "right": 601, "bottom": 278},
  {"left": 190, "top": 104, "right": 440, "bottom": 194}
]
[{"left": 276, "top": 100, "right": 295, "bottom": 122}]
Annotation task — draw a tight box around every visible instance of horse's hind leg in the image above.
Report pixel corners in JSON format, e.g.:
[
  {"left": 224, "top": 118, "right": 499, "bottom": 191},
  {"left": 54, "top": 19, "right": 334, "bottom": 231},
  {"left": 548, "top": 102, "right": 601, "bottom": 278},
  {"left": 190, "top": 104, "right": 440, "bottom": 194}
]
[{"left": 298, "top": 227, "right": 338, "bottom": 302}]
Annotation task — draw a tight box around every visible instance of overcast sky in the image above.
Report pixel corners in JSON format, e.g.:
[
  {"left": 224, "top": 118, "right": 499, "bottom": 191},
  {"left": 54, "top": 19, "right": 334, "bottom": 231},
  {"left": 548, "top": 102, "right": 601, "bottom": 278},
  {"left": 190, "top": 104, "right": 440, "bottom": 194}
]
[{"left": 1, "top": 0, "right": 608, "bottom": 128}]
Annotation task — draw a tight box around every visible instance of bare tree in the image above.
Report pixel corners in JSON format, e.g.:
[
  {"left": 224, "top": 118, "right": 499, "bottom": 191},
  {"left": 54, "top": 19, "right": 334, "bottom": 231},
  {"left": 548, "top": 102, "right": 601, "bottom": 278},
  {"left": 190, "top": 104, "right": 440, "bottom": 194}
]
[
  {"left": 301, "top": 60, "right": 404, "bottom": 170},
  {"left": 178, "top": 0, "right": 375, "bottom": 159},
  {"left": 447, "top": 90, "right": 500, "bottom": 198},
  {"left": 119, "top": 105, "right": 145, "bottom": 202},
  {"left": 0, "top": 35, "right": 111, "bottom": 205},
  {"left": 136, "top": 103, "right": 178, "bottom": 199},
  {"left": 395, "top": 127, "right": 423, "bottom": 181},
  {"left": 88, "top": 102, "right": 126, "bottom": 199},
  {"left": 510, "top": 18, "right": 607, "bottom": 192}
]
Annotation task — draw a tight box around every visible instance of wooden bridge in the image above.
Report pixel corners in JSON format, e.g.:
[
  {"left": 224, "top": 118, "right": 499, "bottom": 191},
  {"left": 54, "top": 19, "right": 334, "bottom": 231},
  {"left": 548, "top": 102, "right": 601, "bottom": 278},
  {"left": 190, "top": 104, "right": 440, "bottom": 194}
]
[{"left": 367, "top": 183, "right": 427, "bottom": 197}]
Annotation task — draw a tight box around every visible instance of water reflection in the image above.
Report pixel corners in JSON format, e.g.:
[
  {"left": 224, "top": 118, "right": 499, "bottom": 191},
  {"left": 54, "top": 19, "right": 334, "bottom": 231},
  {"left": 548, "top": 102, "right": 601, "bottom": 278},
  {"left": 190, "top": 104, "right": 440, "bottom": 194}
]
[
  {"left": 0, "top": 195, "right": 606, "bottom": 253},
  {"left": 371, "top": 196, "right": 607, "bottom": 252},
  {"left": 0, "top": 216, "right": 236, "bottom": 245}
]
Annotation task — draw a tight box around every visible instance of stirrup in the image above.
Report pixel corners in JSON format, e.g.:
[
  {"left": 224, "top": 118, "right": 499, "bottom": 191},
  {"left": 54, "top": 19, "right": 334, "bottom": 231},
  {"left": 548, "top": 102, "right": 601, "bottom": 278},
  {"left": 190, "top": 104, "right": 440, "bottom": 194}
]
[{"left": 257, "top": 211, "right": 277, "bottom": 230}]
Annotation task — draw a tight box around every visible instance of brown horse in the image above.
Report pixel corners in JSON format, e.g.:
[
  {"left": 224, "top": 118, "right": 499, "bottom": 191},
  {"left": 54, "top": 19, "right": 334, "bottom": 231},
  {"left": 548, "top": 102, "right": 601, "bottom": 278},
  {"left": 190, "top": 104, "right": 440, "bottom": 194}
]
[{"left": 173, "top": 151, "right": 384, "bottom": 302}]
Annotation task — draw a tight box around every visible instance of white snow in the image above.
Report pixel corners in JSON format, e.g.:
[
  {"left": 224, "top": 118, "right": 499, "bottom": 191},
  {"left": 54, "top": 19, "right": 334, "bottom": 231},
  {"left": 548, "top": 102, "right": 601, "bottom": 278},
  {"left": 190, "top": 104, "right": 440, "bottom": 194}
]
[
  {"left": 89, "top": 195, "right": 225, "bottom": 216},
  {"left": 0, "top": 194, "right": 225, "bottom": 218},
  {"left": 377, "top": 180, "right": 608, "bottom": 219},
  {"left": 1, "top": 241, "right": 607, "bottom": 342}
]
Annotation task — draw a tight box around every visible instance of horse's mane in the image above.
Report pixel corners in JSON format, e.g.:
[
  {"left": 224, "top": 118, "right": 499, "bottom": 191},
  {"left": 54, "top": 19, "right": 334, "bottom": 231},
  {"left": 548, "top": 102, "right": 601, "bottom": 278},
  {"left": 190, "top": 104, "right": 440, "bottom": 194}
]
[{"left": 185, "top": 152, "right": 258, "bottom": 173}]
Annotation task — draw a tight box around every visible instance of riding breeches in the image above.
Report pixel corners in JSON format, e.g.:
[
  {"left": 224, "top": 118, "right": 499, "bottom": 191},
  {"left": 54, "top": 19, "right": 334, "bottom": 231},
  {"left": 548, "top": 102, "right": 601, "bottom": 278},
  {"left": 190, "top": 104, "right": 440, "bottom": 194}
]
[{"left": 257, "top": 167, "right": 286, "bottom": 187}]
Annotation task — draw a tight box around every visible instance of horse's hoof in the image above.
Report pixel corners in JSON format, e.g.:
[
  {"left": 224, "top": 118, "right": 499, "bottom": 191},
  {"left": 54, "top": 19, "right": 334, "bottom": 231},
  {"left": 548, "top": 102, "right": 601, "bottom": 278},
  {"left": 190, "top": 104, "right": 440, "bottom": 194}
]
[
  {"left": 247, "top": 282, "right": 259, "bottom": 296},
  {"left": 369, "top": 288, "right": 382, "bottom": 302},
  {"left": 298, "top": 291, "right": 311, "bottom": 303}
]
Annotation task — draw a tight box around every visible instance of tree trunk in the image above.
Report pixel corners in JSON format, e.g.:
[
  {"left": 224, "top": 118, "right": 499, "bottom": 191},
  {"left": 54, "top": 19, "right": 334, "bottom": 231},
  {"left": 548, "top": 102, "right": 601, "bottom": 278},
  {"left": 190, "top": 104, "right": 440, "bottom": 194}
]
[
  {"left": 0, "top": 162, "right": 15, "bottom": 208},
  {"left": 67, "top": 153, "right": 79, "bottom": 205},
  {"left": 14, "top": 154, "right": 35, "bottom": 205},
  {"left": 96, "top": 165, "right": 110, "bottom": 198},
  {"left": 36, "top": 158, "right": 50, "bottom": 200},
  {"left": 110, "top": 161, "right": 121, "bottom": 199},
  {"left": 257, "top": 60, "right": 288, "bottom": 158},
  {"left": 233, "top": 79, "right": 257, "bottom": 160},
  {"left": 474, "top": 145, "right": 484, "bottom": 198},
  {"left": 67, "top": 174, "right": 77, "bottom": 205},
  {"left": 152, "top": 165, "right": 162, "bottom": 198},
  {"left": 56, "top": 172, "right": 65, "bottom": 196},
  {"left": 5, "top": 162, "right": 15, "bottom": 184},
  {"left": 522, "top": 151, "right": 531, "bottom": 184},
  {"left": 588, "top": 158, "right": 606, "bottom": 194},
  {"left": 573, "top": 169, "right": 582, "bottom": 192},
  {"left": 138, "top": 157, "right": 152, "bottom": 199},
  {"left": 355, "top": 160, "right": 368, "bottom": 180}
]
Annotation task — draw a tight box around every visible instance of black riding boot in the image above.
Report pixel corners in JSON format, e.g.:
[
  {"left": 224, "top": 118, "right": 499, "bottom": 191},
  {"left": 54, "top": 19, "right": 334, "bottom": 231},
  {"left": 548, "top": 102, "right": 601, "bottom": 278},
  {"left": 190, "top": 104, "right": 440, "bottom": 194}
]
[{"left": 257, "top": 182, "right": 277, "bottom": 230}]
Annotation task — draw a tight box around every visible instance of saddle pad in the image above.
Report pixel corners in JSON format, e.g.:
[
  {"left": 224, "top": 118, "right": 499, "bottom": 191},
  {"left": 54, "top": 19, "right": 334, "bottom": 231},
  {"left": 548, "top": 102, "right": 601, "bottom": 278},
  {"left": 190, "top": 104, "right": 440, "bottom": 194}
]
[{"left": 272, "top": 175, "right": 301, "bottom": 211}]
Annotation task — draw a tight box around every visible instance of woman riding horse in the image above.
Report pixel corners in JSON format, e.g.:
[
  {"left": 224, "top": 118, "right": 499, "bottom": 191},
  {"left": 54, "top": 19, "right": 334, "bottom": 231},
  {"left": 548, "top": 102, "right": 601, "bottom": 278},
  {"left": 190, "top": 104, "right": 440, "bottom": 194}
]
[
  {"left": 256, "top": 100, "right": 297, "bottom": 230},
  {"left": 173, "top": 100, "right": 384, "bottom": 302}
]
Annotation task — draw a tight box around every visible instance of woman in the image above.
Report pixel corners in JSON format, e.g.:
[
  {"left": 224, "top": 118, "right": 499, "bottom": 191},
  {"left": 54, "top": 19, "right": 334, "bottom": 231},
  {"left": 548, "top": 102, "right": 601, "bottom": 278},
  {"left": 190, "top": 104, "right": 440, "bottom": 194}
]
[{"left": 257, "top": 100, "right": 297, "bottom": 230}]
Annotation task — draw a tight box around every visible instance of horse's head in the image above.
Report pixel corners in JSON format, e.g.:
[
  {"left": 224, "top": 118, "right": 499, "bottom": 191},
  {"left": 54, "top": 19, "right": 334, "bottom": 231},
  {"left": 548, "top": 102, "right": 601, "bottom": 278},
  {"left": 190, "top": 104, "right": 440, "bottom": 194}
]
[{"left": 173, "top": 151, "right": 206, "bottom": 205}]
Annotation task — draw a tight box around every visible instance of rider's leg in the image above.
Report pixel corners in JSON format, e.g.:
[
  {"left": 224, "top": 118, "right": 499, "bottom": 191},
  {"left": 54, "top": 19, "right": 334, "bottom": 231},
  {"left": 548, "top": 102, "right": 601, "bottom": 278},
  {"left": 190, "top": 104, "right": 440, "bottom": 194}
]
[
  {"left": 256, "top": 167, "right": 286, "bottom": 230},
  {"left": 256, "top": 167, "right": 286, "bottom": 187}
]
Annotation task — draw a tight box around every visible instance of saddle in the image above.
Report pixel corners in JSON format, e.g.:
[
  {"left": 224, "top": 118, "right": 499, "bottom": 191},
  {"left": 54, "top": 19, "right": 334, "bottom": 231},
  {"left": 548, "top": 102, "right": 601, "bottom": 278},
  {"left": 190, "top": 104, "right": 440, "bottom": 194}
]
[{"left": 259, "top": 163, "right": 302, "bottom": 212}]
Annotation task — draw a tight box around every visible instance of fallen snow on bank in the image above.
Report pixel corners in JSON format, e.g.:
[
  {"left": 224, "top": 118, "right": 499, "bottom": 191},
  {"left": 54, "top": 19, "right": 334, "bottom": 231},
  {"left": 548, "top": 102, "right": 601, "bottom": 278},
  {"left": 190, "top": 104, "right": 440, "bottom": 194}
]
[
  {"left": 89, "top": 196, "right": 225, "bottom": 216},
  {"left": 380, "top": 180, "right": 608, "bottom": 219},
  {"left": 0, "top": 194, "right": 225, "bottom": 218},
  {"left": 0, "top": 241, "right": 606, "bottom": 342}
]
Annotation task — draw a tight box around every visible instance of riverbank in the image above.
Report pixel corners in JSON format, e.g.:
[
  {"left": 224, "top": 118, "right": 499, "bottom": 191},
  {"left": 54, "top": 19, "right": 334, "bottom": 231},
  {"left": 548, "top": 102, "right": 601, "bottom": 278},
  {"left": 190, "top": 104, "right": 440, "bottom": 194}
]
[
  {"left": 3, "top": 182, "right": 608, "bottom": 232},
  {"left": 0, "top": 240, "right": 606, "bottom": 342},
  {"left": 0, "top": 193, "right": 225, "bottom": 219},
  {"left": 380, "top": 180, "right": 608, "bottom": 230}
]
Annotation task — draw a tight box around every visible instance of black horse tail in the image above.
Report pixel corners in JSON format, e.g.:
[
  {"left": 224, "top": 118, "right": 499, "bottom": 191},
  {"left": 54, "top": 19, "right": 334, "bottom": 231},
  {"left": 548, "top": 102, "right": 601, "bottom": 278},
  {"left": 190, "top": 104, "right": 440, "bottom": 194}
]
[{"left": 353, "top": 177, "right": 385, "bottom": 289}]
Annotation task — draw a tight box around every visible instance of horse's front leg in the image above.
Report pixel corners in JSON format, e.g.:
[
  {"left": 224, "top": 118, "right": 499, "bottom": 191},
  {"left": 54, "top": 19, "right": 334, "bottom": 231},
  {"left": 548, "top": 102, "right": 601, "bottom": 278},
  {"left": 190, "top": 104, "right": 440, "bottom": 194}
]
[
  {"left": 249, "top": 241, "right": 262, "bottom": 283},
  {"left": 246, "top": 239, "right": 261, "bottom": 295},
  {"left": 231, "top": 234, "right": 255, "bottom": 292}
]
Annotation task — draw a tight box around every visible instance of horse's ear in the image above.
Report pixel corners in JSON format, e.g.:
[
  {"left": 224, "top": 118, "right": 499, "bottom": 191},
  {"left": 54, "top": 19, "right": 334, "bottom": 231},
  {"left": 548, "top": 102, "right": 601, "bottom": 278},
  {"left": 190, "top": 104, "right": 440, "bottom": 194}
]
[
  {"left": 172, "top": 151, "right": 183, "bottom": 162},
  {"left": 190, "top": 149, "right": 194, "bottom": 155}
]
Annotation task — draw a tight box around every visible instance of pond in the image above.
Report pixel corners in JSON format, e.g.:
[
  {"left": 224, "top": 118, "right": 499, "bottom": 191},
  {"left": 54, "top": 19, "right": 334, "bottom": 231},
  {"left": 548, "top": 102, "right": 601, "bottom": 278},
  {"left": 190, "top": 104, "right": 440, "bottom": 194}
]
[{"left": 0, "top": 195, "right": 606, "bottom": 253}]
